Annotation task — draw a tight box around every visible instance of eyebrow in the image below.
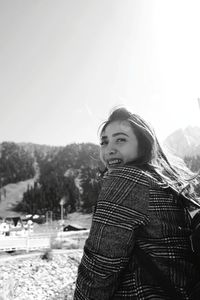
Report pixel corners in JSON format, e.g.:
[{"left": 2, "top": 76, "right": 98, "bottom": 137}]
[{"left": 101, "top": 132, "right": 129, "bottom": 139}]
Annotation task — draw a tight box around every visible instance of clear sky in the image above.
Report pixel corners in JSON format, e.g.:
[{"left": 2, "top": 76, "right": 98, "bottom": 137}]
[{"left": 0, "top": 0, "right": 200, "bottom": 146}]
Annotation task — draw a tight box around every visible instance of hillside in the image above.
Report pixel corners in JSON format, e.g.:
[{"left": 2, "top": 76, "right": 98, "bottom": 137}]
[
  {"left": 0, "top": 179, "right": 93, "bottom": 229},
  {"left": 0, "top": 178, "right": 35, "bottom": 218},
  {"left": 0, "top": 141, "right": 101, "bottom": 216},
  {"left": 0, "top": 135, "right": 199, "bottom": 221},
  {"left": 164, "top": 126, "right": 200, "bottom": 158}
]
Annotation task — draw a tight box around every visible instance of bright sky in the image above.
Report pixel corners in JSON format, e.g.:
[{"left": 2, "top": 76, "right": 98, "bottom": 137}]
[{"left": 0, "top": 0, "right": 200, "bottom": 146}]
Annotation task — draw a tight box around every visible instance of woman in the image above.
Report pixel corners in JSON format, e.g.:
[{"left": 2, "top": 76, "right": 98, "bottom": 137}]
[{"left": 74, "top": 107, "right": 200, "bottom": 299}]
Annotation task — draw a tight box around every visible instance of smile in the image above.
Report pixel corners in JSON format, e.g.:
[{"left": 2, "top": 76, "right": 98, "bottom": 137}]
[{"left": 108, "top": 159, "right": 122, "bottom": 166}]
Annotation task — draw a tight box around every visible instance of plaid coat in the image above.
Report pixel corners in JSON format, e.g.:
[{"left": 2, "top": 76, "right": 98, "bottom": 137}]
[{"left": 74, "top": 165, "right": 200, "bottom": 299}]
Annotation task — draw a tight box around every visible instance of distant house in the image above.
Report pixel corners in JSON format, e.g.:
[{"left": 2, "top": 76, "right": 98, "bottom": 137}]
[
  {"left": 0, "top": 221, "right": 10, "bottom": 235},
  {"left": 5, "top": 216, "right": 23, "bottom": 228}
]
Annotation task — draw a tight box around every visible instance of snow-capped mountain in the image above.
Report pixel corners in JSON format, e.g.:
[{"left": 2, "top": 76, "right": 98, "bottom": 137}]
[{"left": 164, "top": 126, "right": 200, "bottom": 158}]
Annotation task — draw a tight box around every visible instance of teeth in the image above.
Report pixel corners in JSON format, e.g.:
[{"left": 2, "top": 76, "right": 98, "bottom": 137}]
[{"left": 108, "top": 159, "right": 121, "bottom": 165}]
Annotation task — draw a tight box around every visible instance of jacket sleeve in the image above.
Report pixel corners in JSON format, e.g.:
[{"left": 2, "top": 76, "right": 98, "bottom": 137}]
[{"left": 74, "top": 168, "right": 150, "bottom": 300}]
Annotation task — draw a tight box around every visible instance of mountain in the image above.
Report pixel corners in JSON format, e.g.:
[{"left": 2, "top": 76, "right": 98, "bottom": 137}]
[
  {"left": 164, "top": 126, "right": 200, "bottom": 158},
  {"left": 18, "top": 142, "right": 63, "bottom": 158},
  {"left": 0, "top": 141, "right": 101, "bottom": 215}
]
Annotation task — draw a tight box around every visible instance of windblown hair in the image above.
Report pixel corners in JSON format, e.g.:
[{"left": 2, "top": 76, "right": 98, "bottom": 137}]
[{"left": 100, "top": 107, "right": 200, "bottom": 206}]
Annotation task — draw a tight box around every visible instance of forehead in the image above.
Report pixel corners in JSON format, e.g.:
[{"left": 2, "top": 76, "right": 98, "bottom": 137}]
[{"left": 101, "top": 120, "right": 133, "bottom": 136}]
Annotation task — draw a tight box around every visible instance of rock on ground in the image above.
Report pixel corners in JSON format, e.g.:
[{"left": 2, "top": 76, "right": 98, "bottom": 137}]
[{"left": 0, "top": 249, "right": 83, "bottom": 300}]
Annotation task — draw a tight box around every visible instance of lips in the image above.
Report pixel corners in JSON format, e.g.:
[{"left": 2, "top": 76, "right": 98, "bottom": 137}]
[{"left": 107, "top": 159, "right": 122, "bottom": 166}]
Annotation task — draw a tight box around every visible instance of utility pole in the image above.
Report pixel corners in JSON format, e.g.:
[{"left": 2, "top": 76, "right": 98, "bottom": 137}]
[{"left": 59, "top": 197, "right": 65, "bottom": 225}]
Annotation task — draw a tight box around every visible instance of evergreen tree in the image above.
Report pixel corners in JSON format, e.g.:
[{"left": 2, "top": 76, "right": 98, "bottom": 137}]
[
  {"left": 0, "top": 142, "right": 34, "bottom": 185},
  {"left": 13, "top": 142, "right": 101, "bottom": 215}
]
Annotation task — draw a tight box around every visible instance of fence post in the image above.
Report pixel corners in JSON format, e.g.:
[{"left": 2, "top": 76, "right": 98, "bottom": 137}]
[{"left": 26, "top": 234, "right": 29, "bottom": 253}]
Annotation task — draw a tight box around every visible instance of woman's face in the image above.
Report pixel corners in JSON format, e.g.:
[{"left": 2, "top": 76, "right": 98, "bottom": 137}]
[{"left": 100, "top": 120, "right": 139, "bottom": 169}]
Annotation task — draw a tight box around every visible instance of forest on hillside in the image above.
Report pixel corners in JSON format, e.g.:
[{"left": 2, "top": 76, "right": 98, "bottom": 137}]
[
  {"left": 0, "top": 142, "right": 35, "bottom": 186},
  {"left": 0, "top": 142, "right": 102, "bottom": 216},
  {"left": 0, "top": 141, "right": 200, "bottom": 217}
]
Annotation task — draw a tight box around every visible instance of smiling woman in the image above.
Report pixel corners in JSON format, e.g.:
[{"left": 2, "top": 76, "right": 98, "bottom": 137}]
[
  {"left": 99, "top": 108, "right": 156, "bottom": 171},
  {"left": 74, "top": 107, "right": 200, "bottom": 300},
  {"left": 99, "top": 120, "right": 139, "bottom": 168}
]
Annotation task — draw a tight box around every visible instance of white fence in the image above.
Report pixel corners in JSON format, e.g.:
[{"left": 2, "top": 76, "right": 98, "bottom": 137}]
[
  {"left": 0, "top": 236, "right": 51, "bottom": 252},
  {"left": 0, "top": 230, "right": 90, "bottom": 252}
]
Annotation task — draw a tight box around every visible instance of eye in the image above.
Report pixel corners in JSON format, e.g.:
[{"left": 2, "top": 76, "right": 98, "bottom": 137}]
[
  {"left": 100, "top": 140, "right": 108, "bottom": 146},
  {"left": 116, "top": 138, "right": 126, "bottom": 143}
]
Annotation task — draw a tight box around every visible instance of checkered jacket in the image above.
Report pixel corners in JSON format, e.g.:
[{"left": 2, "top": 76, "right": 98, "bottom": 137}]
[{"left": 74, "top": 165, "right": 200, "bottom": 299}]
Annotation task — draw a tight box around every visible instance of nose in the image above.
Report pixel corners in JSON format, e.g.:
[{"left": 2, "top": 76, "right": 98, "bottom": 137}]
[{"left": 106, "top": 142, "right": 117, "bottom": 156}]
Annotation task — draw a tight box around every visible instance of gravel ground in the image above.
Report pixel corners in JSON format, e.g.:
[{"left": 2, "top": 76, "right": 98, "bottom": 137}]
[{"left": 0, "top": 249, "right": 83, "bottom": 300}]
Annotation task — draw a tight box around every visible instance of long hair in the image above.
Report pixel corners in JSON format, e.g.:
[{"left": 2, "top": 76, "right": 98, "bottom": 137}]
[{"left": 99, "top": 107, "right": 200, "bottom": 206}]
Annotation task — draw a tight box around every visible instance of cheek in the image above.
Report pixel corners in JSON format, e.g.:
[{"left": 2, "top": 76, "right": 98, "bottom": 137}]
[
  {"left": 132, "top": 142, "right": 138, "bottom": 154},
  {"left": 133, "top": 145, "right": 139, "bottom": 158},
  {"left": 128, "top": 142, "right": 139, "bottom": 159}
]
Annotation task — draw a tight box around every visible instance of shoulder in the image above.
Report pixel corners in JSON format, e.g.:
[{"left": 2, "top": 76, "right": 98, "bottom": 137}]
[
  {"left": 99, "top": 165, "right": 150, "bottom": 218},
  {"left": 103, "top": 165, "right": 150, "bottom": 187}
]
